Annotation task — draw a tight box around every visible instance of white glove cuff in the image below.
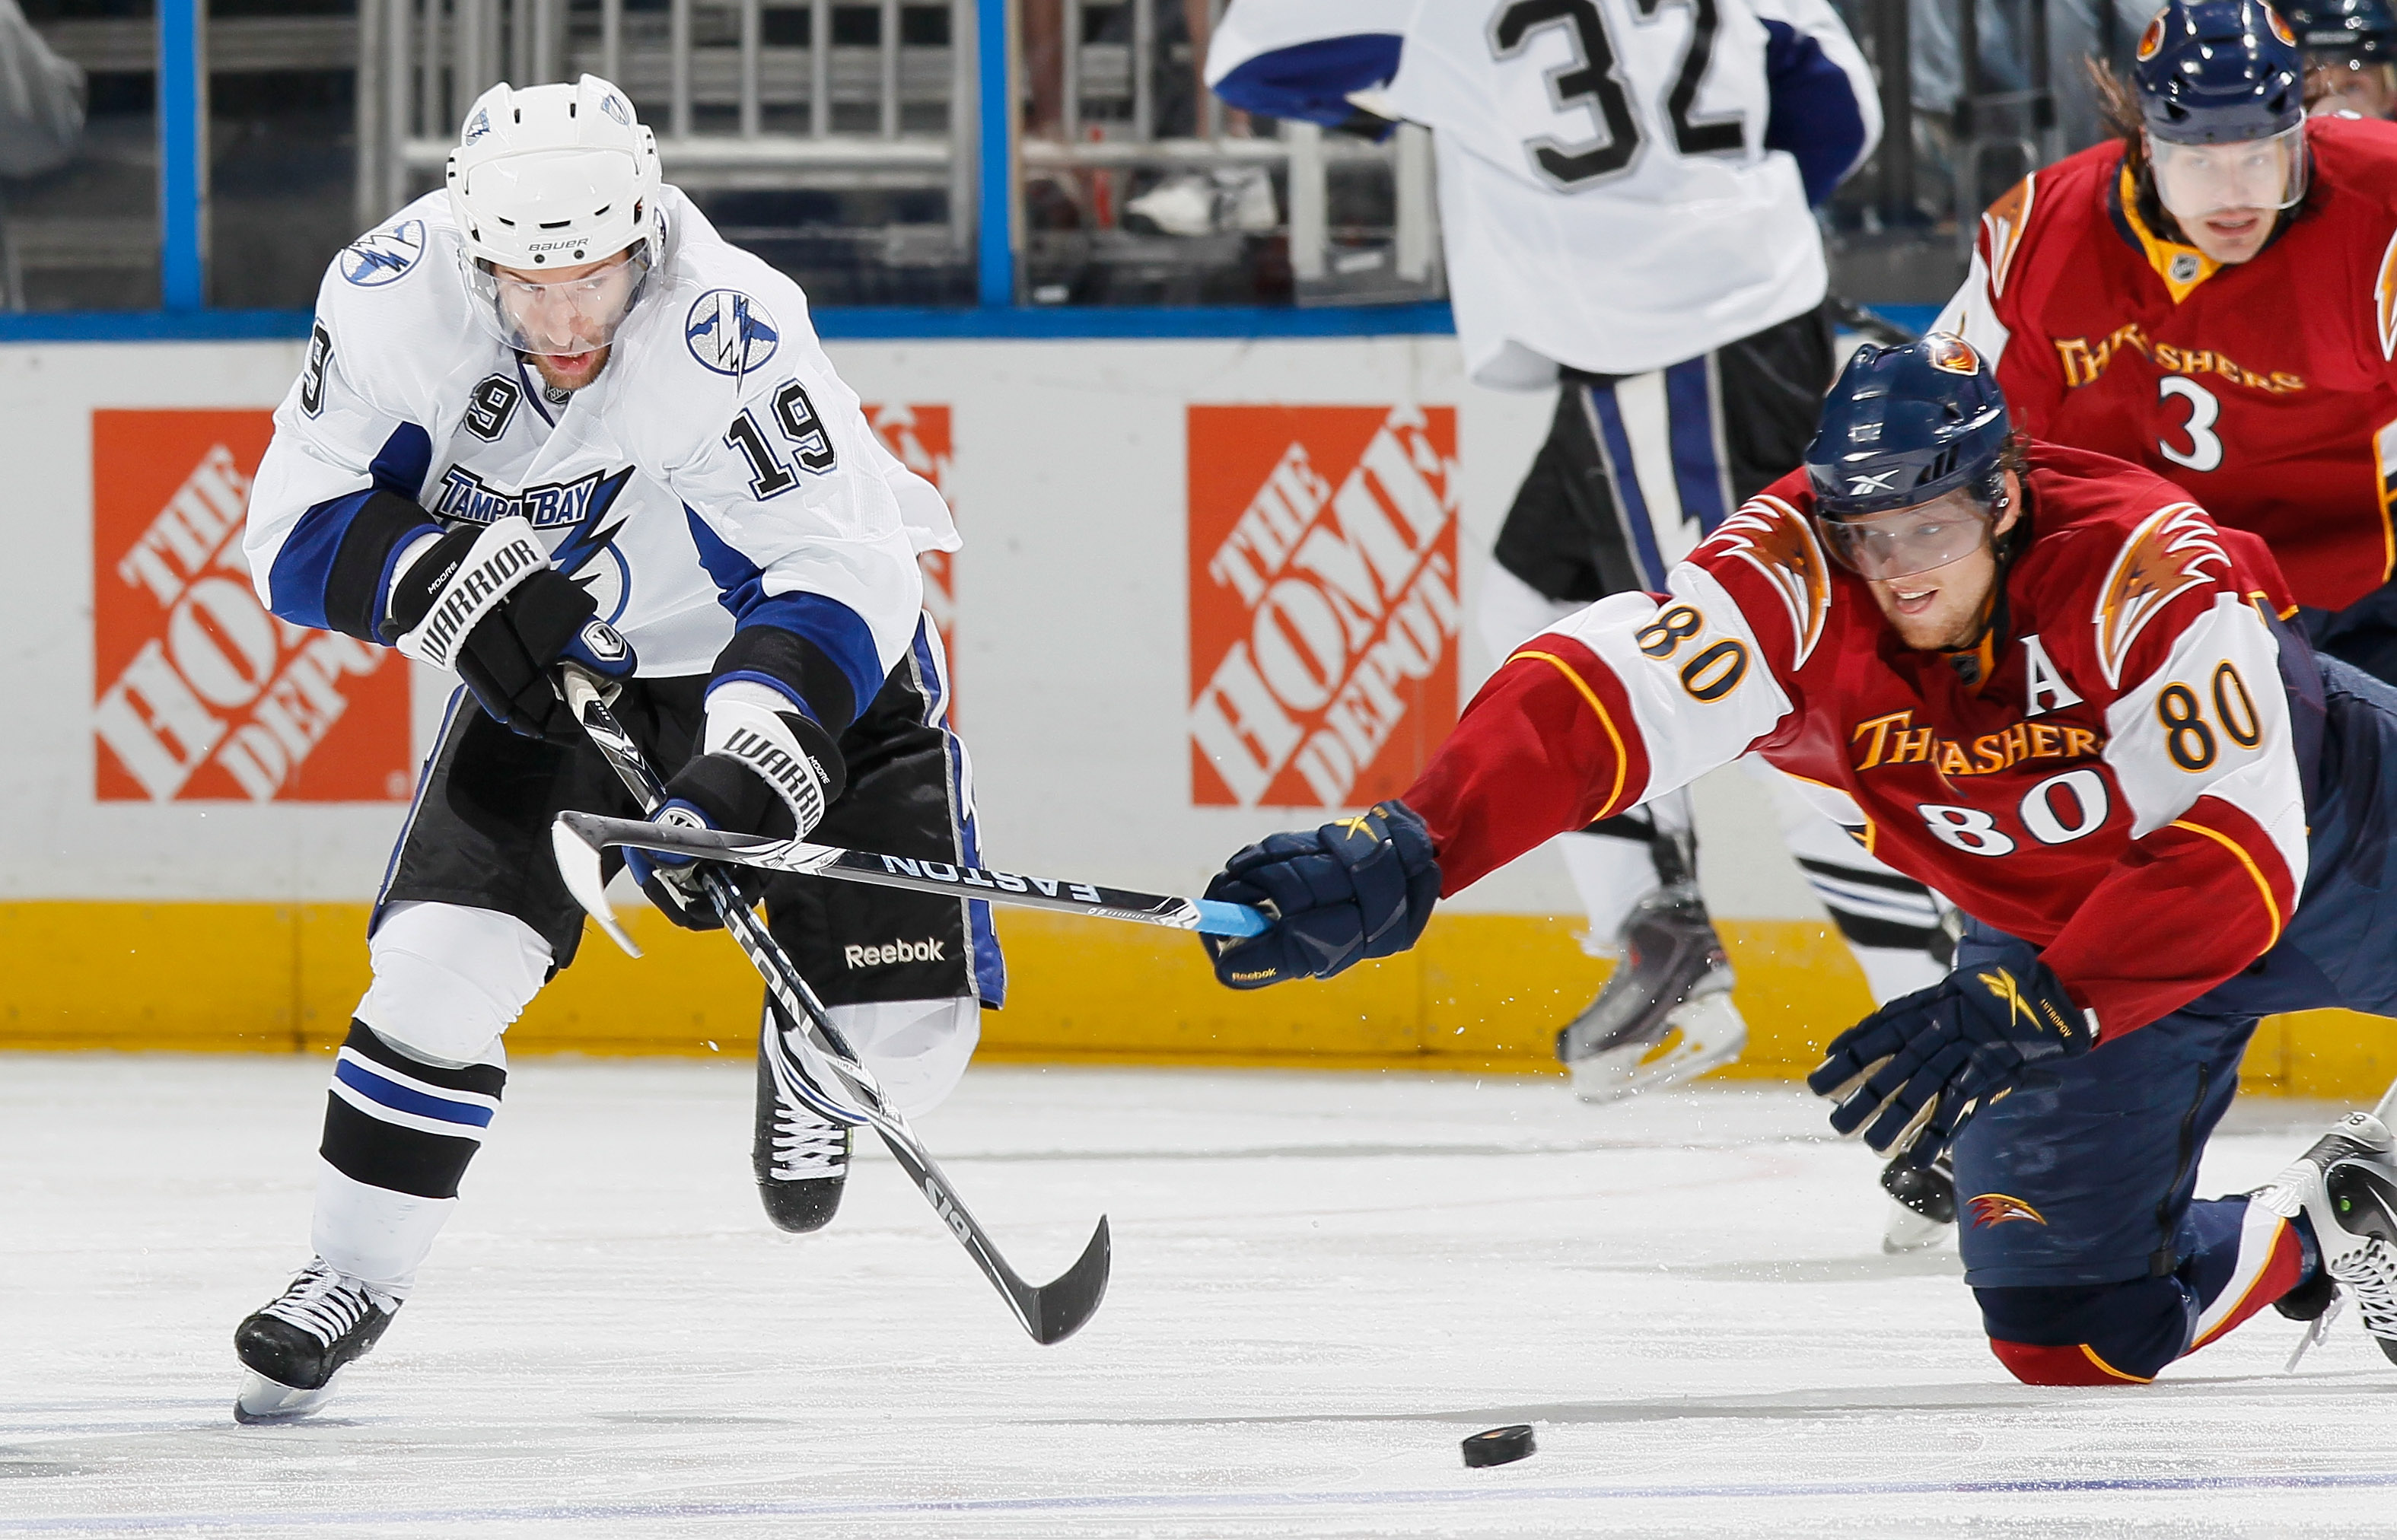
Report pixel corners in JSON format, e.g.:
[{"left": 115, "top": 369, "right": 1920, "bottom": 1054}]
[{"left": 702, "top": 695, "right": 829, "bottom": 840}]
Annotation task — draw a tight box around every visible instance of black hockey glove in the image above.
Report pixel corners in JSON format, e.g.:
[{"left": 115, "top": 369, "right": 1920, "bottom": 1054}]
[
  {"left": 389, "top": 514, "right": 635, "bottom": 743},
  {"left": 627, "top": 693, "right": 848, "bottom": 931},
  {"left": 1199, "top": 801, "right": 1440, "bottom": 989},
  {"left": 1807, "top": 937, "right": 2094, "bottom": 1169}
]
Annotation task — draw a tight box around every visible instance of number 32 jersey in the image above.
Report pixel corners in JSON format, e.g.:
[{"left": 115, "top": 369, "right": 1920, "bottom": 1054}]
[
  {"left": 1404, "top": 443, "right": 2307, "bottom": 1039},
  {"left": 244, "top": 185, "right": 952, "bottom": 706},
  {"left": 1204, "top": 0, "right": 1878, "bottom": 386},
  {"left": 1937, "top": 114, "right": 2397, "bottom": 612}
]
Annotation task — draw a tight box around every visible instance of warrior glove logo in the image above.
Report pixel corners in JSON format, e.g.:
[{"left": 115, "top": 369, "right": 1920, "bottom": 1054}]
[
  {"left": 686, "top": 290, "right": 781, "bottom": 377},
  {"left": 339, "top": 219, "right": 426, "bottom": 287}
]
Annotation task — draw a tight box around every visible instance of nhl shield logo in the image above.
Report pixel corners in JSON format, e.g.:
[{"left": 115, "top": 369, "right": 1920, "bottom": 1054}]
[
  {"left": 685, "top": 289, "right": 781, "bottom": 377},
  {"left": 339, "top": 219, "right": 425, "bottom": 288}
]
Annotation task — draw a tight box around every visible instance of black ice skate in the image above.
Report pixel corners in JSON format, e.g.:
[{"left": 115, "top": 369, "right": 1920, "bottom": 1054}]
[
  {"left": 232, "top": 1258, "right": 399, "bottom": 1424},
  {"left": 754, "top": 1023, "right": 852, "bottom": 1233},
  {"left": 2253, "top": 1103, "right": 2397, "bottom": 1366},
  {"left": 1880, "top": 1151, "right": 1957, "bottom": 1254},
  {"left": 1556, "top": 885, "right": 1746, "bottom": 1105}
]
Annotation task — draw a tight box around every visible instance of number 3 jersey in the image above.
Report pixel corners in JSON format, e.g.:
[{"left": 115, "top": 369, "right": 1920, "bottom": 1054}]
[
  {"left": 243, "top": 186, "right": 951, "bottom": 713},
  {"left": 1404, "top": 442, "right": 2309, "bottom": 1039},
  {"left": 1936, "top": 114, "right": 2397, "bottom": 612},
  {"left": 1202, "top": 0, "right": 1878, "bottom": 386}
]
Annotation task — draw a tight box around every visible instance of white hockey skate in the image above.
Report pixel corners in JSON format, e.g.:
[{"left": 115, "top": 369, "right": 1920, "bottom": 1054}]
[
  {"left": 1557, "top": 886, "right": 1747, "bottom": 1105},
  {"left": 2253, "top": 1096, "right": 2397, "bottom": 1366},
  {"left": 232, "top": 1258, "right": 399, "bottom": 1424}
]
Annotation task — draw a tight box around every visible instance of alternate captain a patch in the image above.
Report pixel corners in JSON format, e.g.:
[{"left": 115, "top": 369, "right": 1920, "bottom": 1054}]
[{"left": 1969, "top": 1192, "right": 2048, "bottom": 1228}]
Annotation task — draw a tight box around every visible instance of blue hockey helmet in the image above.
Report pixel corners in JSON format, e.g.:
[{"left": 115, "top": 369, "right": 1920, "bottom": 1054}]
[
  {"left": 1806, "top": 335, "right": 2015, "bottom": 578},
  {"left": 2281, "top": 0, "right": 2397, "bottom": 59},
  {"left": 2135, "top": 0, "right": 2308, "bottom": 142}
]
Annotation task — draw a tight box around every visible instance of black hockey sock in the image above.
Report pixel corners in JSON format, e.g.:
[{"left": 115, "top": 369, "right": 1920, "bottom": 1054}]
[{"left": 320, "top": 1020, "right": 506, "bottom": 1200}]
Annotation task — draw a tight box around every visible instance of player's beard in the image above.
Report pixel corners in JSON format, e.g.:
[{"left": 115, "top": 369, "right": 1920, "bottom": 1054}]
[{"left": 522, "top": 344, "right": 613, "bottom": 395}]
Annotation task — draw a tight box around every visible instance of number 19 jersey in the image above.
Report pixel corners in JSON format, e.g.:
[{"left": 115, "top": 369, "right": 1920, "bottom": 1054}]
[{"left": 1937, "top": 114, "right": 2397, "bottom": 612}]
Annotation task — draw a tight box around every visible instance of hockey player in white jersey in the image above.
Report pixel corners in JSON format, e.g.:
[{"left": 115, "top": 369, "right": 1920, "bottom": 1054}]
[
  {"left": 229, "top": 75, "right": 1001, "bottom": 1422},
  {"left": 1207, "top": 0, "right": 1961, "bottom": 1244}
]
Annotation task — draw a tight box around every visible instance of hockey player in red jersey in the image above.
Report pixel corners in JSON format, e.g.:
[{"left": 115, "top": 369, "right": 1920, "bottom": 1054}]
[
  {"left": 1200, "top": 336, "right": 2397, "bottom": 1383},
  {"left": 1940, "top": 0, "right": 2397, "bottom": 669}
]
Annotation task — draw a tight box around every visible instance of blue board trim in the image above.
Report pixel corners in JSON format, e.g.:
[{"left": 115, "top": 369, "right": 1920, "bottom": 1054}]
[
  {"left": 158, "top": 0, "right": 203, "bottom": 310},
  {"left": 0, "top": 300, "right": 1939, "bottom": 345}
]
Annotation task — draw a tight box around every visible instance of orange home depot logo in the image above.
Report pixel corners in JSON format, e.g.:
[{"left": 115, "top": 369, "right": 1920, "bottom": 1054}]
[
  {"left": 92, "top": 410, "right": 411, "bottom": 803},
  {"left": 866, "top": 403, "right": 957, "bottom": 701},
  {"left": 1189, "top": 406, "right": 1460, "bottom": 807}
]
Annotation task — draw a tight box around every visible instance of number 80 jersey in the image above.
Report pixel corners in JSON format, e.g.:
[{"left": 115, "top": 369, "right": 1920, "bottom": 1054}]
[
  {"left": 1404, "top": 443, "right": 2310, "bottom": 1039},
  {"left": 1936, "top": 115, "right": 2397, "bottom": 612}
]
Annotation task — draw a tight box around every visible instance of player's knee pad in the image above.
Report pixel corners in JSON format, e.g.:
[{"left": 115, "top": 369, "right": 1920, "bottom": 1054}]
[
  {"left": 822, "top": 997, "right": 981, "bottom": 1118},
  {"left": 1976, "top": 1280, "right": 2194, "bottom": 1386},
  {"left": 355, "top": 901, "right": 553, "bottom": 1068}
]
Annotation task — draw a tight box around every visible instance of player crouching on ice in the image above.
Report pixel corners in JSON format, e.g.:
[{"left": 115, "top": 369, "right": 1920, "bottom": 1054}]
[
  {"left": 228, "top": 77, "right": 998, "bottom": 1422},
  {"left": 1202, "top": 334, "right": 2397, "bottom": 1383}
]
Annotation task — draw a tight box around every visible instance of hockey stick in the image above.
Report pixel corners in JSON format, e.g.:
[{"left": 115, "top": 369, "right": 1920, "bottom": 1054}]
[
  {"left": 549, "top": 810, "right": 1269, "bottom": 942},
  {"left": 549, "top": 666, "right": 1109, "bottom": 1346}
]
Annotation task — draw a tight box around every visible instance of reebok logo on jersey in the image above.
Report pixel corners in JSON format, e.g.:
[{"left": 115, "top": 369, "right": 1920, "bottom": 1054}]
[{"left": 844, "top": 937, "right": 946, "bottom": 969}]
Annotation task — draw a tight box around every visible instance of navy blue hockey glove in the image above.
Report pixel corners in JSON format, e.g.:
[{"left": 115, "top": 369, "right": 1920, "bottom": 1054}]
[
  {"left": 389, "top": 514, "right": 635, "bottom": 743},
  {"left": 1806, "top": 937, "right": 2094, "bottom": 1168},
  {"left": 628, "top": 694, "right": 848, "bottom": 932},
  {"left": 1200, "top": 801, "right": 1440, "bottom": 989}
]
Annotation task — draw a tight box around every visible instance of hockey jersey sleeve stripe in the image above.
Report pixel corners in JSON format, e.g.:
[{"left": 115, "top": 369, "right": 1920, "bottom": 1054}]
[
  {"left": 1402, "top": 631, "right": 1659, "bottom": 895},
  {"left": 1208, "top": 33, "right": 1404, "bottom": 129},
  {"left": 1507, "top": 648, "right": 1635, "bottom": 821},
  {"left": 1761, "top": 20, "right": 1871, "bottom": 205},
  {"left": 2166, "top": 813, "right": 2286, "bottom": 950},
  {"left": 266, "top": 488, "right": 438, "bottom": 641}
]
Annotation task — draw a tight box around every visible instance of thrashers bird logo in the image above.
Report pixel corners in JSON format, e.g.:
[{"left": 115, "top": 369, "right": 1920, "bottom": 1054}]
[
  {"left": 1924, "top": 333, "right": 1982, "bottom": 376},
  {"left": 1969, "top": 1192, "right": 2047, "bottom": 1228},
  {"left": 1703, "top": 496, "right": 1830, "bottom": 667},
  {"left": 2093, "top": 503, "right": 2230, "bottom": 686}
]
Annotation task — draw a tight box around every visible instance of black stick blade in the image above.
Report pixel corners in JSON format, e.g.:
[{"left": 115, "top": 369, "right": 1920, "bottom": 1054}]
[{"left": 1026, "top": 1216, "right": 1111, "bottom": 1345}]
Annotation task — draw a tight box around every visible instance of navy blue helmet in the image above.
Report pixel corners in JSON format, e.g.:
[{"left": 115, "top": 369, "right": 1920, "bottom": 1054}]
[
  {"left": 1805, "top": 334, "right": 2013, "bottom": 523},
  {"left": 2281, "top": 0, "right": 2397, "bottom": 59},
  {"left": 2135, "top": 0, "right": 2308, "bottom": 142}
]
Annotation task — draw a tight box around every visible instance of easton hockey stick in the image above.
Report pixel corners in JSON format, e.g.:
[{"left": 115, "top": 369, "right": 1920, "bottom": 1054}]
[
  {"left": 550, "top": 666, "right": 1109, "bottom": 1346},
  {"left": 550, "top": 810, "right": 1269, "bottom": 943}
]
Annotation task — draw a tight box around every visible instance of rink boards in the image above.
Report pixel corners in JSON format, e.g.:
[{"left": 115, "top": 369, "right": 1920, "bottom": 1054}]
[{"left": 0, "top": 333, "right": 2389, "bottom": 1093}]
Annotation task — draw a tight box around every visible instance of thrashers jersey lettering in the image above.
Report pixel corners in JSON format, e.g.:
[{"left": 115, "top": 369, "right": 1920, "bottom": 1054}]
[
  {"left": 1934, "top": 115, "right": 2397, "bottom": 610},
  {"left": 1405, "top": 443, "right": 2306, "bottom": 1036}
]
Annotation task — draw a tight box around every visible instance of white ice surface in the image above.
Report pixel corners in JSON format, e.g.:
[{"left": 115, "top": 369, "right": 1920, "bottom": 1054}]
[{"left": 2, "top": 1055, "right": 2393, "bottom": 1538}]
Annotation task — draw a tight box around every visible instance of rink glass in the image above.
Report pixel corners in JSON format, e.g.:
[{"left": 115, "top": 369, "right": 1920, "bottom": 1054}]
[
  {"left": 2145, "top": 125, "right": 2309, "bottom": 219},
  {"left": 1818, "top": 488, "right": 1998, "bottom": 581}
]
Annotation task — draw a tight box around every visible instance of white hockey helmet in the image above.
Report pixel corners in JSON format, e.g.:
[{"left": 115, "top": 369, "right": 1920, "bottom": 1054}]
[{"left": 445, "top": 75, "right": 665, "bottom": 353}]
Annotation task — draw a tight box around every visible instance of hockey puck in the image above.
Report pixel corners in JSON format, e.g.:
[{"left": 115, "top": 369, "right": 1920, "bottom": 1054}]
[{"left": 1461, "top": 1424, "right": 1535, "bottom": 1468}]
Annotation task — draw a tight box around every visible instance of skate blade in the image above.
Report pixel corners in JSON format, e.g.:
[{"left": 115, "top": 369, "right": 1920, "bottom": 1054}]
[
  {"left": 1570, "top": 993, "right": 1748, "bottom": 1106},
  {"left": 233, "top": 1368, "right": 342, "bottom": 1425},
  {"left": 1881, "top": 1198, "right": 1953, "bottom": 1255}
]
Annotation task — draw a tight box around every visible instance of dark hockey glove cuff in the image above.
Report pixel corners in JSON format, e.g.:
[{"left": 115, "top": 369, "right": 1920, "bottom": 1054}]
[
  {"left": 1200, "top": 801, "right": 1440, "bottom": 989},
  {"left": 1807, "top": 937, "right": 2092, "bottom": 1166}
]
